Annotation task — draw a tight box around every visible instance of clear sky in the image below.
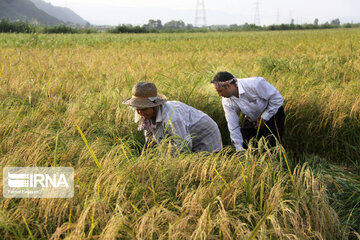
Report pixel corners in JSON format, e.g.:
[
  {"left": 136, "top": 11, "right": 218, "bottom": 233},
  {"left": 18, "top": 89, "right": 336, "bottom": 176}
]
[{"left": 45, "top": 0, "right": 360, "bottom": 26}]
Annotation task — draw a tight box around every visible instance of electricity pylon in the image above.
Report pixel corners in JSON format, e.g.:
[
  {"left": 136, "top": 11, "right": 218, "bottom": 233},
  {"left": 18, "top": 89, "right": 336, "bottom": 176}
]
[{"left": 195, "top": 0, "right": 207, "bottom": 27}]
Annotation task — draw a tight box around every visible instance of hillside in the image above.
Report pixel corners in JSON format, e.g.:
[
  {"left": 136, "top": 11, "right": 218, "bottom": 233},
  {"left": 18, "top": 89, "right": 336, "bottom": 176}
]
[
  {"left": 0, "top": 0, "right": 62, "bottom": 25},
  {"left": 30, "top": 0, "right": 88, "bottom": 25}
]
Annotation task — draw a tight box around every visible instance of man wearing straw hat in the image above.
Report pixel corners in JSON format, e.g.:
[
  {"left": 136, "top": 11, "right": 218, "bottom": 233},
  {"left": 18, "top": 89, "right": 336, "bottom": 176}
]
[
  {"left": 123, "top": 82, "right": 222, "bottom": 153},
  {"left": 211, "top": 71, "right": 285, "bottom": 151}
]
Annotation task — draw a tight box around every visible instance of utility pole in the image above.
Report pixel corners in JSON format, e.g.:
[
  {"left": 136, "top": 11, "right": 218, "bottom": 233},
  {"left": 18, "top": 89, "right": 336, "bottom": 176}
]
[
  {"left": 276, "top": 8, "right": 280, "bottom": 25},
  {"left": 195, "top": 0, "right": 207, "bottom": 27},
  {"left": 254, "top": 0, "right": 260, "bottom": 26}
]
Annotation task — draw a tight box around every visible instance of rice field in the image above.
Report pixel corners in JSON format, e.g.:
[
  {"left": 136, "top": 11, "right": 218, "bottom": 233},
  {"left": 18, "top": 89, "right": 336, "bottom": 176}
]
[{"left": 0, "top": 29, "right": 359, "bottom": 239}]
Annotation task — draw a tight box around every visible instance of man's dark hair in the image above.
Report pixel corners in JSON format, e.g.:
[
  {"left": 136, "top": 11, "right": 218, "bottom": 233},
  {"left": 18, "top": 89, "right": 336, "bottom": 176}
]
[{"left": 210, "top": 71, "right": 235, "bottom": 84}]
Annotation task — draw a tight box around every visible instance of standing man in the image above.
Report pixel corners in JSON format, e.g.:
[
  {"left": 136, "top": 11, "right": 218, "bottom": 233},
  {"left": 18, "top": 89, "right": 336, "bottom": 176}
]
[
  {"left": 123, "top": 82, "right": 222, "bottom": 153},
  {"left": 211, "top": 71, "right": 285, "bottom": 151}
]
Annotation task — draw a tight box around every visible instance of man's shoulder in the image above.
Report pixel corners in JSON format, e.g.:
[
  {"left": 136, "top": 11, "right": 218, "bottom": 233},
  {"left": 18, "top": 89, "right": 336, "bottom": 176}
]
[
  {"left": 161, "top": 101, "right": 186, "bottom": 118},
  {"left": 237, "top": 77, "right": 270, "bottom": 91},
  {"left": 238, "top": 76, "right": 265, "bottom": 84},
  {"left": 163, "top": 100, "right": 186, "bottom": 110},
  {"left": 163, "top": 100, "right": 208, "bottom": 119}
]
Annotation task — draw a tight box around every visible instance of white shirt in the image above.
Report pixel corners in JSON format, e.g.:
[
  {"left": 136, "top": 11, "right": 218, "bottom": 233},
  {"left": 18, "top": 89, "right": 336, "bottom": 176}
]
[
  {"left": 222, "top": 77, "right": 283, "bottom": 151},
  {"left": 135, "top": 101, "right": 222, "bottom": 152}
]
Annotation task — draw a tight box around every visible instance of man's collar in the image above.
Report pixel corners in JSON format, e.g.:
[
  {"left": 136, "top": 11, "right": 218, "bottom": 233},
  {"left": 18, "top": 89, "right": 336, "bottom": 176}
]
[
  {"left": 236, "top": 79, "right": 245, "bottom": 95},
  {"left": 227, "top": 79, "right": 244, "bottom": 100},
  {"left": 155, "top": 105, "right": 163, "bottom": 123}
]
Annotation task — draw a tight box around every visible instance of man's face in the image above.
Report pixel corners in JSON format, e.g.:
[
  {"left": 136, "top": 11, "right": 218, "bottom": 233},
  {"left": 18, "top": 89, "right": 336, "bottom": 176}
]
[
  {"left": 136, "top": 107, "right": 156, "bottom": 120},
  {"left": 213, "top": 84, "right": 233, "bottom": 98}
]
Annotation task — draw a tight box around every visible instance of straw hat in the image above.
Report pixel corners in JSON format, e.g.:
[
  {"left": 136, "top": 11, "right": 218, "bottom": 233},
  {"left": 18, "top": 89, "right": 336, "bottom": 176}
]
[{"left": 122, "top": 82, "right": 167, "bottom": 109}]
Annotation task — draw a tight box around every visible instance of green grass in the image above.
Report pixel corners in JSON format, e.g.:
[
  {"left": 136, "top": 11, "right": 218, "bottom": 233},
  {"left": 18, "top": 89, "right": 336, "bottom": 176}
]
[{"left": 0, "top": 29, "right": 359, "bottom": 239}]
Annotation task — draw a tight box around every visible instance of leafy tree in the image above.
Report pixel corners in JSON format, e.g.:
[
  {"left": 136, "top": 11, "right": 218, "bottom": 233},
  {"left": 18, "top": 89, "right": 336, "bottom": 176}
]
[
  {"left": 163, "top": 20, "right": 185, "bottom": 30},
  {"left": 314, "top": 18, "right": 319, "bottom": 26},
  {"left": 331, "top": 18, "right": 340, "bottom": 26},
  {"left": 0, "top": 19, "right": 35, "bottom": 33},
  {"left": 108, "top": 24, "right": 149, "bottom": 33},
  {"left": 144, "top": 19, "right": 162, "bottom": 30}
]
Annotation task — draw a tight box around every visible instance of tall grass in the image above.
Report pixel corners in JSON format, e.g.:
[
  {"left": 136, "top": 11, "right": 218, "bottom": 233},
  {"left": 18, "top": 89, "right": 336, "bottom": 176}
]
[
  {"left": 0, "top": 29, "right": 359, "bottom": 238},
  {"left": 0, "top": 142, "right": 353, "bottom": 239}
]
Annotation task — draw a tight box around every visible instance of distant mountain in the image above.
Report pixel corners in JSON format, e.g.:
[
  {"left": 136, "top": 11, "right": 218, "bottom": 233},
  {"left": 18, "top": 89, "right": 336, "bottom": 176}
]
[
  {"left": 30, "top": 0, "right": 88, "bottom": 25},
  {"left": 0, "top": 0, "right": 62, "bottom": 25}
]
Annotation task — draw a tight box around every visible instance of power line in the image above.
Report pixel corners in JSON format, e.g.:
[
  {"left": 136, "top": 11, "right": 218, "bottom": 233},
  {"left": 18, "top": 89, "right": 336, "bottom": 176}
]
[{"left": 195, "top": 0, "right": 207, "bottom": 27}]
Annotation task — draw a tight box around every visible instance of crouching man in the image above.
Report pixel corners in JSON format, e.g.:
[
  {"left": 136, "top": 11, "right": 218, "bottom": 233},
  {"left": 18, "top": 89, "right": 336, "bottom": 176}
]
[
  {"left": 123, "top": 82, "right": 222, "bottom": 153},
  {"left": 211, "top": 71, "right": 285, "bottom": 151}
]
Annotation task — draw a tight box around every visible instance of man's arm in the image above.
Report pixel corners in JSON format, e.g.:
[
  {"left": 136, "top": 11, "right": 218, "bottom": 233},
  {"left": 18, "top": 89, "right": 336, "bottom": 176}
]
[
  {"left": 164, "top": 120, "right": 192, "bottom": 152},
  {"left": 255, "top": 77, "right": 283, "bottom": 121},
  {"left": 223, "top": 99, "right": 244, "bottom": 151}
]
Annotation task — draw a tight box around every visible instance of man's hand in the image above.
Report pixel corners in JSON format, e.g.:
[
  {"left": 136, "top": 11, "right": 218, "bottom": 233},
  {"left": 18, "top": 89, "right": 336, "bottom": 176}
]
[{"left": 254, "top": 117, "right": 266, "bottom": 129}]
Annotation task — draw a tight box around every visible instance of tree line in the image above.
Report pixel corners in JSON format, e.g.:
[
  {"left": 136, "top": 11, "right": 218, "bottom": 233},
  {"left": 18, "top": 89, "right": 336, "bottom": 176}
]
[
  {"left": 1, "top": 18, "right": 359, "bottom": 34},
  {"left": 0, "top": 19, "right": 97, "bottom": 33},
  {"left": 110, "top": 18, "right": 359, "bottom": 33}
]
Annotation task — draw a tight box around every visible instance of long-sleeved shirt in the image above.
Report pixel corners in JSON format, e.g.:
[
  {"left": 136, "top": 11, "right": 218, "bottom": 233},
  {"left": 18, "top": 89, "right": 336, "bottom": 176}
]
[
  {"left": 135, "top": 101, "right": 222, "bottom": 153},
  {"left": 222, "top": 77, "right": 283, "bottom": 151}
]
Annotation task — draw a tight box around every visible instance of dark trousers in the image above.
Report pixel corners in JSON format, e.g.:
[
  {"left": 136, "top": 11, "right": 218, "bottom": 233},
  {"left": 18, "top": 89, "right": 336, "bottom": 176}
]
[{"left": 241, "top": 106, "right": 285, "bottom": 149}]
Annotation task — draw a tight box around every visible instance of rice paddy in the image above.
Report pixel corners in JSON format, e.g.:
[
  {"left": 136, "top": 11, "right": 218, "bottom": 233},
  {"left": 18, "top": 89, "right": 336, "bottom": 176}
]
[{"left": 0, "top": 29, "right": 359, "bottom": 239}]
